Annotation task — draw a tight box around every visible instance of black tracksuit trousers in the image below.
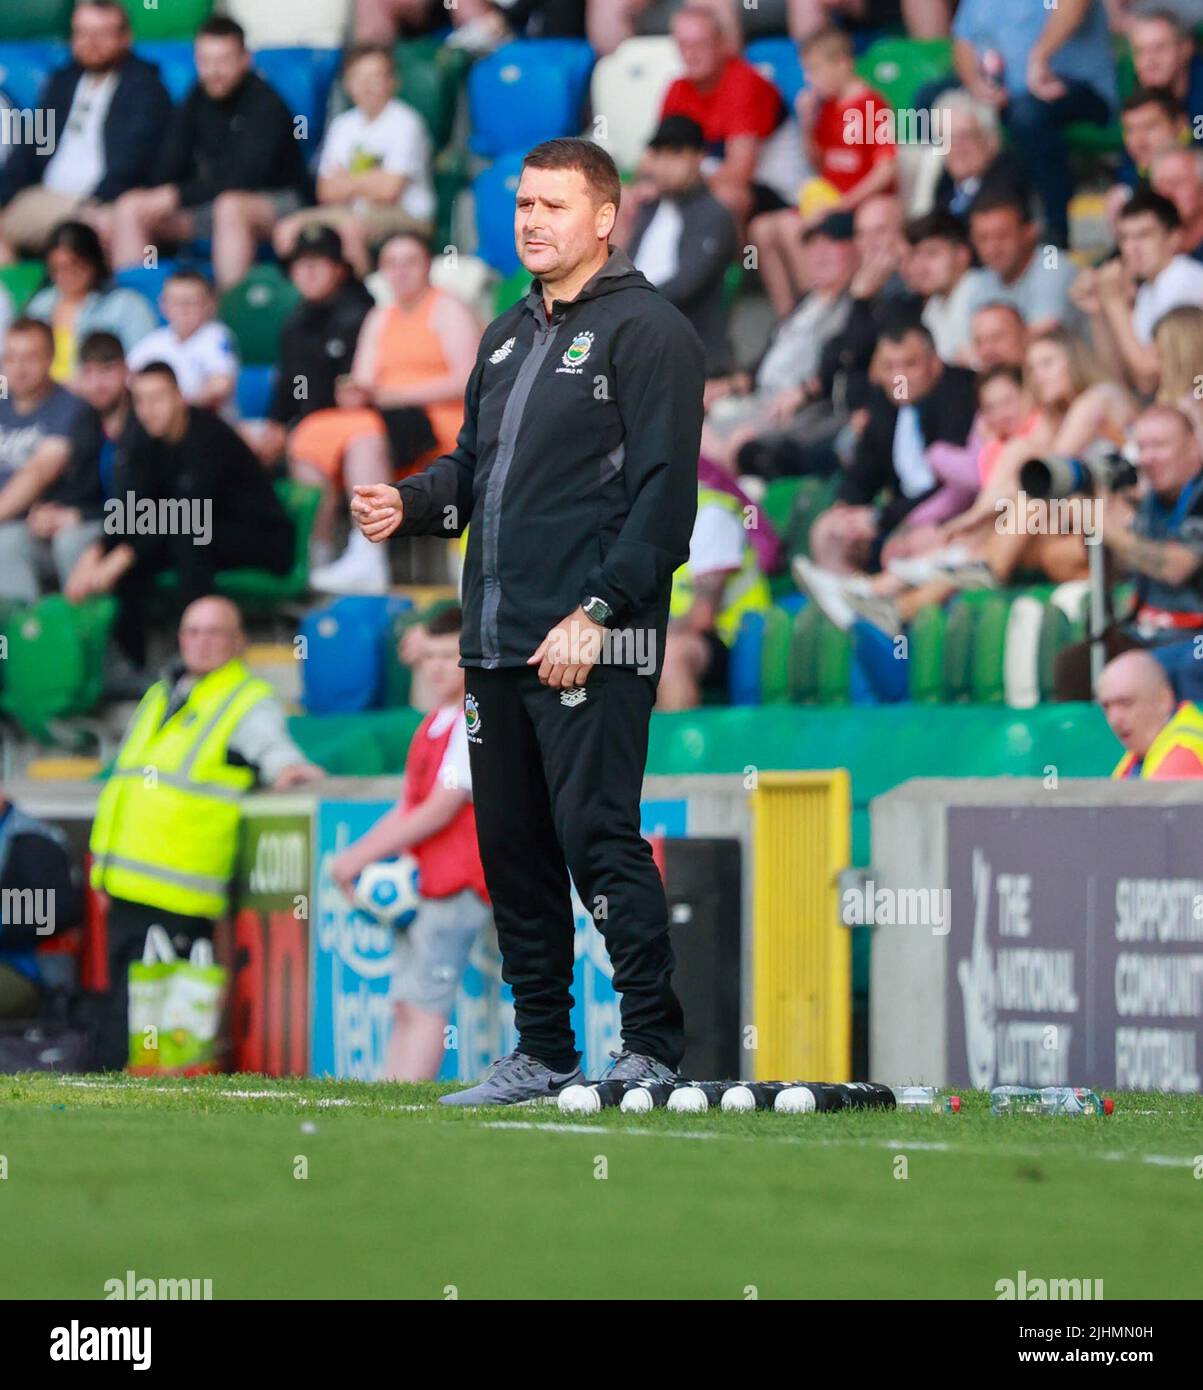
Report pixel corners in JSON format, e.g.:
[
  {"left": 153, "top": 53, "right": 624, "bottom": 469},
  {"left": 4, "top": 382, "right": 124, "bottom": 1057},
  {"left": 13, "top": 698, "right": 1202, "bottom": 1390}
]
[{"left": 465, "top": 663, "right": 684, "bottom": 1070}]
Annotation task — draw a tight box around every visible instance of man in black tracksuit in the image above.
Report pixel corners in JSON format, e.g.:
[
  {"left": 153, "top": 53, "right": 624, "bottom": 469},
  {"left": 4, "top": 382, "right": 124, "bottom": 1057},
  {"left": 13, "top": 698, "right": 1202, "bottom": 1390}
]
[{"left": 353, "top": 139, "right": 705, "bottom": 1104}]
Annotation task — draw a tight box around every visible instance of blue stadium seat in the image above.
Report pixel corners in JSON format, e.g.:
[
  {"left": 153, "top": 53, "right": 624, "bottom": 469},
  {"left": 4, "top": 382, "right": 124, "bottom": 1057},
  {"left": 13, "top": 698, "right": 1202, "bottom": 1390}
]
[
  {"left": 236, "top": 364, "right": 277, "bottom": 420},
  {"left": 728, "top": 611, "right": 766, "bottom": 706},
  {"left": 0, "top": 41, "right": 66, "bottom": 111},
  {"left": 133, "top": 40, "right": 196, "bottom": 103},
  {"left": 469, "top": 41, "right": 587, "bottom": 159},
  {"left": 114, "top": 261, "right": 178, "bottom": 324},
  {"left": 745, "top": 37, "right": 805, "bottom": 109},
  {"left": 472, "top": 153, "right": 525, "bottom": 275},
  {"left": 253, "top": 48, "right": 333, "bottom": 155}
]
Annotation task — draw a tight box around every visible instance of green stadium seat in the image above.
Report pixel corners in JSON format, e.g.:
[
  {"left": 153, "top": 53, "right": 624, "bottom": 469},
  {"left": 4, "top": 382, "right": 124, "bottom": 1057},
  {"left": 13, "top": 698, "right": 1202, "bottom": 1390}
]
[
  {"left": 855, "top": 37, "right": 953, "bottom": 111},
  {"left": 495, "top": 265, "right": 533, "bottom": 316},
  {"left": 153, "top": 481, "right": 321, "bottom": 608},
  {"left": 942, "top": 594, "right": 981, "bottom": 701},
  {"left": 906, "top": 603, "right": 944, "bottom": 704},
  {"left": 969, "top": 592, "right": 1011, "bottom": 704},
  {"left": 395, "top": 36, "right": 473, "bottom": 152},
  {"left": 0, "top": 261, "right": 46, "bottom": 311},
  {"left": 786, "top": 474, "right": 840, "bottom": 567},
  {"left": 433, "top": 146, "right": 469, "bottom": 253},
  {"left": 0, "top": 0, "right": 72, "bottom": 40},
  {"left": 119, "top": 0, "right": 212, "bottom": 41},
  {"left": 788, "top": 600, "right": 823, "bottom": 702},
  {"left": 816, "top": 611, "right": 852, "bottom": 704},
  {"left": 219, "top": 265, "right": 301, "bottom": 367},
  {"left": 759, "top": 605, "right": 792, "bottom": 704},
  {"left": 0, "top": 596, "right": 116, "bottom": 741}
]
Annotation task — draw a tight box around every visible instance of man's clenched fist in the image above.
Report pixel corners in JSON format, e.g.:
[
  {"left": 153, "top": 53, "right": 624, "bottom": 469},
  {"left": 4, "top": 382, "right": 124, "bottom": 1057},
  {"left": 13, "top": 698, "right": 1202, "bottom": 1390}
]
[{"left": 351, "top": 483, "right": 405, "bottom": 542}]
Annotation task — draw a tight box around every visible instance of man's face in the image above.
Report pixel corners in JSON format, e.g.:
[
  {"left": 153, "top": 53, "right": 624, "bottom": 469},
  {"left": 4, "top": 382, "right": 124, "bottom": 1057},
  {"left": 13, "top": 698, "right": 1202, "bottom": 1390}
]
[
  {"left": 179, "top": 599, "right": 243, "bottom": 677},
  {"left": 1099, "top": 668, "right": 1174, "bottom": 758},
  {"left": 878, "top": 332, "right": 940, "bottom": 404},
  {"left": 290, "top": 254, "right": 345, "bottom": 302},
  {"left": 345, "top": 53, "right": 395, "bottom": 114},
  {"left": 804, "top": 233, "right": 857, "bottom": 292},
  {"left": 47, "top": 242, "right": 97, "bottom": 298},
  {"left": 1131, "top": 18, "right": 1192, "bottom": 91},
  {"left": 2, "top": 329, "right": 53, "bottom": 397},
  {"left": 196, "top": 34, "right": 249, "bottom": 102},
  {"left": 160, "top": 280, "right": 213, "bottom": 339},
  {"left": 72, "top": 3, "right": 129, "bottom": 73},
  {"left": 1118, "top": 210, "right": 1176, "bottom": 281},
  {"left": 378, "top": 237, "right": 430, "bottom": 301},
  {"left": 970, "top": 207, "right": 1032, "bottom": 280},
  {"left": 1152, "top": 151, "right": 1203, "bottom": 226},
  {"left": 854, "top": 196, "right": 903, "bottom": 263},
  {"left": 131, "top": 373, "right": 184, "bottom": 438},
  {"left": 970, "top": 306, "right": 1027, "bottom": 369},
  {"left": 648, "top": 146, "right": 703, "bottom": 195},
  {"left": 944, "top": 107, "right": 994, "bottom": 181},
  {"left": 422, "top": 633, "right": 465, "bottom": 706},
  {"left": 515, "top": 165, "right": 612, "bottom": 285},
  {"left": 78, "top": 356, "right": 128, "bottom": 415},
  {"left": 1134, "top": 410, "right": 1201, "bottom": 495},
  {"left": 672, "top": 13, "right": 723, "bottom": 86},
  {"left": 1121, "top": 101, "right": 1179, "bottom": 170},
  {"left": 905, "top": 236, "right": 967, "bottom": 297}
]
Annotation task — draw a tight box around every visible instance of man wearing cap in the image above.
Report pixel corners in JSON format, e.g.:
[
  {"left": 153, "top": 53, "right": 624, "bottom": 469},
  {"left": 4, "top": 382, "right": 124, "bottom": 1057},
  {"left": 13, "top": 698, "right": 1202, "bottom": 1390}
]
[
  {"left": 251, "top": 223, "right": 376, "bottom": 485},
  {"left": 702, "top": 208, "right": 858, "bottom": 473},
  {"left": 624, "top": 116, "right": 739, "bottom": 378}
]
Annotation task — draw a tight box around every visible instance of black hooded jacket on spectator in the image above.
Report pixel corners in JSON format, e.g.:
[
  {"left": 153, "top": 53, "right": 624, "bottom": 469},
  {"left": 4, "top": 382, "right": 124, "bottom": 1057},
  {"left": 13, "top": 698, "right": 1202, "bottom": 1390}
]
[
  {"left": 152, "top": 71, "right": 312, "bottom": 208},
  {"left": 269, "top": 278, "right": 376, "bottom": 429},
  {"left": 0, "top": 55, "right": 171, "bottom": 205}
]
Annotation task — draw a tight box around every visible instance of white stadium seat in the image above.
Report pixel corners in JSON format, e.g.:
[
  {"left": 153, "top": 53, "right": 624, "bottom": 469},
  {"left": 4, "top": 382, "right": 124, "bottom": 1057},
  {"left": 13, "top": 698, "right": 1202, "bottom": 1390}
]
[
  {"left": 589, "top": 37, "right": 684, "bottom": 174},
  {"left": 222, "top": 0, "right": 352, "bottom": 50},
  {"left": 1004, "top": 595, "right": 1045, "bottom": 709}
]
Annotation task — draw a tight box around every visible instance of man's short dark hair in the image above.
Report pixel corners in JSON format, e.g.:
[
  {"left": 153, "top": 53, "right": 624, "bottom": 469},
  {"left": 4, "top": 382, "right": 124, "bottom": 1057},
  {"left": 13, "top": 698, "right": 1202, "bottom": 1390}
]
[
  {"left": 79, "top": 330, "right": 126, "bottom": 366},
  {"left": 972, "top": 299, "right": 1026, "bottom": 327},
  {"left": 1119, "top": 187, "right": 1181, "bottom": 230},
  {"left": 424, "top": 605, "right": 463, "bottom": 638},
  {"left": 977, "top": 363, "right": 1025, "bottom": 396},
  {"left": 968, "top": 188, "right": 1031, "bottom": 224},
  {"left": 905, "top": 209, "right": 970, "bottom": 249},
  {"left": 375, "top": 229, "right": 432, "bottom": 265},
  {"left": 522, "top": 138, "right": 622, "bottom": 212},
  {"left": 75, "top": 0, "right": 132, "bottom": 31},
  {"left": 879, "top": 315, "right": 934, "bottom": 350},
  {"left": 165, "top": 267, "right": 215, "bottom": 293},
  {"left": 197, "top": 16, "right": 246, "bottom": 46},
  {"left": 134, "top": 361, "right": 180, "bottom": 388},
  {"left": 6, "top": 317, "right": 55, "bottom": 355},
  {"left": 1122, "top": 84, "right": 1185, "bottom": 122}
]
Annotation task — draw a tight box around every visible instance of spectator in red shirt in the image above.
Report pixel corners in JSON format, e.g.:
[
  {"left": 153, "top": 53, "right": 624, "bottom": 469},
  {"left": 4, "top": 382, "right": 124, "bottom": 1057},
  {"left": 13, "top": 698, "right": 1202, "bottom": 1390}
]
[
  {"left": 751, "top": 25, "right": 896, "bottom": 316},
  {"left": 655, "top": 4, "right": 806, "bottom": 225}
]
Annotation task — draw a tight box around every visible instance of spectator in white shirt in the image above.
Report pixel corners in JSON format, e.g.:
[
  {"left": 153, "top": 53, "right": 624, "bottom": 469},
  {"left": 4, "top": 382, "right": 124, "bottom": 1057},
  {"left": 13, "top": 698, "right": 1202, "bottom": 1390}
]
[
  {"left": 904, "top": 209, "right": 987, "bottom": 366},
  {"left": 1074, "top": 189, "right": 1203, "bottom": 397},
  {"left": 274, "top": 44, "right": 435, "bottom": 277},
  {"left": 126, "top": 270, "right": 239, "bottom": 416}
]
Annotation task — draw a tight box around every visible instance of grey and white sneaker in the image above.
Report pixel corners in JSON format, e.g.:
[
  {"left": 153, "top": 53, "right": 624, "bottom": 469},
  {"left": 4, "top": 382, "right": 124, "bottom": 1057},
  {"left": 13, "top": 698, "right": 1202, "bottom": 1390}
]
[
  {"left": 596, "top": 1050, "right": 678, "bottom": 1085},
  {"left": 791, "top": 555, "right": 857, "bottom": 630},
  {"left": 438, "top": 1050, "right": 583, "bottom": 1107}
]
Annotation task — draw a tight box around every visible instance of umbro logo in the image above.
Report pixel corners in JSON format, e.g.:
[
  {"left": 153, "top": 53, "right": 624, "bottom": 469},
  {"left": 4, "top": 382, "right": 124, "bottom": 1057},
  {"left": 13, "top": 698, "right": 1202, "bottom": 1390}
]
[
  {"left": 560, "top": 689, "right": 587, "bottom": 708},
  {"left": 489, "top": 336, "right": 516, "bottom": 365}
]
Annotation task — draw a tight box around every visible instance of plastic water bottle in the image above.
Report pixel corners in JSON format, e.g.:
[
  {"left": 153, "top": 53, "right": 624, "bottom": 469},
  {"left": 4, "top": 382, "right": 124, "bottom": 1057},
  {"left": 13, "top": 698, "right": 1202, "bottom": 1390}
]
[
  {"left": 892, "top": 1085, "right": 962, "bottom": 1114},
  {"left": 991, "top": 1086, "right": 1114, "bottom": 1116}
]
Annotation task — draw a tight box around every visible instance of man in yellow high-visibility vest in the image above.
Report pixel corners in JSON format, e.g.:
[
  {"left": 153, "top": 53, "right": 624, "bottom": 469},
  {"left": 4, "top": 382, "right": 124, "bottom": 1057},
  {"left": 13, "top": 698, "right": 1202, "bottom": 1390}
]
[
  {"left": 89, "top": 595, "right": 322, "bottom": 1068},
  {"left": 1101, "top": 649, "right": 1203, "bottom": 780}
]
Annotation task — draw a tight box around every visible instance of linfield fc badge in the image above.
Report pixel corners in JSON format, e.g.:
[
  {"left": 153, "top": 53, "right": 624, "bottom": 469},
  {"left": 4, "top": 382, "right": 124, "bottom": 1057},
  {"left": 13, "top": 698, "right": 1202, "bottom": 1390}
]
[
  {"left": 489, "top": 336, "right": 516, "bottom": 365},
  {"left": 465, "top": 694, "right": 483, "bottom": 743},
  {"left": 560, "top": 688, "right": 587, "bottom": 708},
  {"left": 557, "top": 330, "right": 594, "bottom": 374}
]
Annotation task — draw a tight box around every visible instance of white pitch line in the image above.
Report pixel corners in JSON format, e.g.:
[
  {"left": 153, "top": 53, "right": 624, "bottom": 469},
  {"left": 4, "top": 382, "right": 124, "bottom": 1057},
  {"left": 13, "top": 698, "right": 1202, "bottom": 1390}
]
[{"left": 485, "top": 1120, "right": 719, "bottom": 1140}]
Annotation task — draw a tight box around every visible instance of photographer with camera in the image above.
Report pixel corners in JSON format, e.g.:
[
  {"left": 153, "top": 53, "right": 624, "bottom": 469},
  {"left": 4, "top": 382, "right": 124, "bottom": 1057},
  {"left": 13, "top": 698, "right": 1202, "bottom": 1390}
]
[{"left": 1054, "top": 404, "right": 1203, "bottom": 700}]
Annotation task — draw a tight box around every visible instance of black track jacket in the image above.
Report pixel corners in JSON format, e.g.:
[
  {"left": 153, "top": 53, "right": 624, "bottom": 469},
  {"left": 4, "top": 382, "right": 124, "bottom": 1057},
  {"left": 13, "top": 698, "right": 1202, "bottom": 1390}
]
[{"left": 394, "top": 249, "right": 705, "bottom": 673}]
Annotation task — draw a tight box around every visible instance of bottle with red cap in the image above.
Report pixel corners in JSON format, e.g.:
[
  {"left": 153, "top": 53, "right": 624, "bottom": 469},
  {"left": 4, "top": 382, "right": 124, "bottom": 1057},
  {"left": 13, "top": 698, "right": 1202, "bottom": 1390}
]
[
  {"left": 892, "top": 1085, "right": 961, "bottom": 1114},
  {"left": 991, "top": 1086, "right": 1114, "bottom": 1116}
]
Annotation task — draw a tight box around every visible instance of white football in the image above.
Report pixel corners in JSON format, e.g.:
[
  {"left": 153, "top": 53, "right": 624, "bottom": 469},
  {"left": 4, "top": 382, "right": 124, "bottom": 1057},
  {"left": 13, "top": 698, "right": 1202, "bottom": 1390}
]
[{"left": 353, "top": 855, "right": 421, "bottom": 928}]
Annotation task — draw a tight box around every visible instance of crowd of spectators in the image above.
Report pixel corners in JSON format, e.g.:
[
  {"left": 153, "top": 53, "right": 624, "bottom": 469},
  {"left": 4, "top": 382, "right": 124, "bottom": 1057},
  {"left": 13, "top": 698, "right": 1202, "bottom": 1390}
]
[{"left": 2, "top": 0, "right": 1203, "bottom": 716}]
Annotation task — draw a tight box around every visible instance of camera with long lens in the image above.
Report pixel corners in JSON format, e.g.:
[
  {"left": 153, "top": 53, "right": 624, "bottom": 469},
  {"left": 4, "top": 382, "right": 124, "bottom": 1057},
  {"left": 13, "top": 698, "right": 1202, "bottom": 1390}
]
[{"left": 1018, "top": 441, "right": 1140, "bottom": 499}]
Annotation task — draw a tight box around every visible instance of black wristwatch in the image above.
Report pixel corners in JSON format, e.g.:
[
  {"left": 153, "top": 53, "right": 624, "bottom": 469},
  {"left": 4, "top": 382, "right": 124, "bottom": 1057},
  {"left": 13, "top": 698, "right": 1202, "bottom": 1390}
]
[{"left": 582, "top": 596, "right": 613, "bottom": 627}]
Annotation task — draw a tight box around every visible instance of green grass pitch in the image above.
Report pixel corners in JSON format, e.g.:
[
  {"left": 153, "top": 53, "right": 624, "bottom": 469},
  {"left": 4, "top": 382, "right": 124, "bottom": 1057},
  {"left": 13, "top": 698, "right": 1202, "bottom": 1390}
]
[{"left": 1, "top": 1075, "right": 1201, "bottom": 1300}]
